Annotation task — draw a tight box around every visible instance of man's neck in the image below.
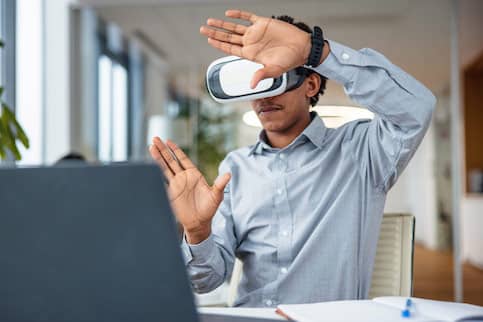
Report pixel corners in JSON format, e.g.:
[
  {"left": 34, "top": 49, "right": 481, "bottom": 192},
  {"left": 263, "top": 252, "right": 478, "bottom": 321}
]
[{"left": 264, "top": 112, "right": 312, "bottom": 149}]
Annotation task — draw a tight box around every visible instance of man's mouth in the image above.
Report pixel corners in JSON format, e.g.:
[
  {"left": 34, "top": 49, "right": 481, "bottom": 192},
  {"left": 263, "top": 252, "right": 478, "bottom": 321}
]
[{"left": 258, "top": 105, "right": 282, "bottom": 115}]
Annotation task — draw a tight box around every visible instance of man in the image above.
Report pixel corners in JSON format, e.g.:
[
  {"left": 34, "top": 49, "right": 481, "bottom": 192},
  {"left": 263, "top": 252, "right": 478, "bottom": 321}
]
[{"left": 149, "top": 10, "right": 435, "bottom": 307}]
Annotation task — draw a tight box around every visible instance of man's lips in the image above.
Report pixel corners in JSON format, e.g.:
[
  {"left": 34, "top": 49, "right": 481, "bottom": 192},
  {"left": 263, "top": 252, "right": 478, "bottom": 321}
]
[{"left": 257, "top": 105, "right": 282, "bottom": 114}]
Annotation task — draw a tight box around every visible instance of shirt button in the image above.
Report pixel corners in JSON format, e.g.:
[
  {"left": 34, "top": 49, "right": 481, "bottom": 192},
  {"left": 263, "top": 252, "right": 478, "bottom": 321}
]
[
  {"left": 265, "top": 299, "right": 273, "bottom": 306},
  {"left": 281, "top": 267, "right": 288, "bottom": 274},
  {"left": 279, "top": 153, "right": 285, "bottom": 159},
  {"left": 281, "top": 230, "right": 288, "bottom": 237},
  {"left": 277, "top": 189, "right": 283, "bottom": 195},
  {"left": 341, "top": 52, "right": 350, "bottom": 61}
]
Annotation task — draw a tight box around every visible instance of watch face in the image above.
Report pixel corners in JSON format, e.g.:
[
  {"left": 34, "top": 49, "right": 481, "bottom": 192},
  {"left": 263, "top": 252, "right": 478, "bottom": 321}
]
[{"left": 206, "top": 56, "right": 286, "bottom": 103}]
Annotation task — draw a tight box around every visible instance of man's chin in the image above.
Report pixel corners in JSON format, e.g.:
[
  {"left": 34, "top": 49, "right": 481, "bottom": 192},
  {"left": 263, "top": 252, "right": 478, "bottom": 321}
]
[{"left": 261, "top": 121, "right": 287, "bottom": 132}]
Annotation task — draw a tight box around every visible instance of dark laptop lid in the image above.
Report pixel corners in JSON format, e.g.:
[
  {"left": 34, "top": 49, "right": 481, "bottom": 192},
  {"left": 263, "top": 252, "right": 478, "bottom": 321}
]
[{"left": 0, "top": 163, "right": 198, "bottom": 322}]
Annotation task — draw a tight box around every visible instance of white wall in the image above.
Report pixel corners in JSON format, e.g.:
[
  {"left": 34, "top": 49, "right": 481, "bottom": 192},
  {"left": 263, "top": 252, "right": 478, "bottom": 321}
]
[
  {"left": 16, "top": 0, "right": 43, "bottom": 165},
  {"left": 15, "top": 0, "right": 74, "bottom": 164},
  {"left": 144, "top": 58, "right": 168, "bottom": 119},
  {"left": 44, "top": 0, "right": 74, "bottom": 163}
]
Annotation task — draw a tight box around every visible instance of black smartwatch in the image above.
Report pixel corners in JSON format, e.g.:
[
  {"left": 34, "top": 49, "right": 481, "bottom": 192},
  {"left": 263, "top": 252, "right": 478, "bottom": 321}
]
[{"left": 307, "top": 26, "right": 324, "bottom": 67}]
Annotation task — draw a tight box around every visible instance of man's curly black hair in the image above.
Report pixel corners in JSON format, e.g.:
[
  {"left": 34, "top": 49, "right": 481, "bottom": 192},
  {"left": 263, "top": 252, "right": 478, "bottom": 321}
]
[{"left": 272, "top": 15, "right": 328, "bottom": 107}]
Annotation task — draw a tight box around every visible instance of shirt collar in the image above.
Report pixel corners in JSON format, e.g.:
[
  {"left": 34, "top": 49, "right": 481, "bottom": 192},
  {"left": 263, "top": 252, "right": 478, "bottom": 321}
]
[
  {"left": 248, "top": 111, "right": 327, "bottom": 156},
  {"left": 248, "top": 130, "right": 270, "bottom": 156}
]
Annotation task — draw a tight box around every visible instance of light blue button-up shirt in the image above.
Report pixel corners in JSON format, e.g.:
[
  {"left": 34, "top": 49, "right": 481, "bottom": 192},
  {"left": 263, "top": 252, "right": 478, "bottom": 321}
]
[{"left": 180, "top": 40, "right": 436, "bottom": 307}]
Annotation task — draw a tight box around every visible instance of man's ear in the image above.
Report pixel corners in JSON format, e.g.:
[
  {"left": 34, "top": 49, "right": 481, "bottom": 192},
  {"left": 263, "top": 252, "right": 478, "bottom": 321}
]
[{"left": 305, "top": 73, "right": 321, "bottom": 99}]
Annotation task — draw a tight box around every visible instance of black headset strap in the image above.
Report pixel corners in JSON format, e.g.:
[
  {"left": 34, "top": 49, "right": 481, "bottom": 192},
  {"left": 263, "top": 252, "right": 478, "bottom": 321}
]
[{"left": 285, "top": 67, "right": 310, "bottom": 92}]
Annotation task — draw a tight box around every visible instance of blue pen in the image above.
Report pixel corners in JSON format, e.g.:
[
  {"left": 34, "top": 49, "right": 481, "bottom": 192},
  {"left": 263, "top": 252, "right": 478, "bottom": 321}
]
[{"left": 401, "top": 298, "right": 412, "bottom": 318}]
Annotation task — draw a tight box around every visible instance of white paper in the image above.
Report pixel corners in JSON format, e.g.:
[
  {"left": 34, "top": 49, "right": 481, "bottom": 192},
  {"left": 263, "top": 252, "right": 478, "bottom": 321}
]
[
  {"left": 277, "top": 300, "right": 438, "bottom": 322},
  {"left": 374, "top": 297, "right": 483, "bottom": 322}
]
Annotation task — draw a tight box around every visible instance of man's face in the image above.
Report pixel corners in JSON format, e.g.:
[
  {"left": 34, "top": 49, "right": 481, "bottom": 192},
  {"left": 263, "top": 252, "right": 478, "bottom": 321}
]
[{"left": 250, "top": 73, "right": 320, "bottom": 133}]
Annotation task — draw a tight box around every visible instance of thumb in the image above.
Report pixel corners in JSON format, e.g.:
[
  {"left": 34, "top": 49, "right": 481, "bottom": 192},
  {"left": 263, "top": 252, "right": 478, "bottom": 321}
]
[
  {"left": 251, "top": 65, "right": 283, "bottom": 89},
  {"left": 212, "top": 173, "right": 231, "bottom": 195}
]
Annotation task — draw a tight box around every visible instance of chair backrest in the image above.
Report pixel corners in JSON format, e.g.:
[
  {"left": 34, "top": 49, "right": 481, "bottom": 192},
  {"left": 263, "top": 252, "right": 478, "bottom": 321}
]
[
  {"left": 223, "top": 213, "right": 415, "bottom": 306},
  {"left": 227, "top": 257, "right": 243, "bottom": 307},
  {"left": 368, "top": 213, "right": 415, "bottom": 298}
]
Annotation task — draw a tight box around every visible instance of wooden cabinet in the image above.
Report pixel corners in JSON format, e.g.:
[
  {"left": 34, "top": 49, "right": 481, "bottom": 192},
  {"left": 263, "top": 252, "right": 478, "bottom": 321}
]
[{"left": 464, "top": 51, "right": 483, "bottom": 193}]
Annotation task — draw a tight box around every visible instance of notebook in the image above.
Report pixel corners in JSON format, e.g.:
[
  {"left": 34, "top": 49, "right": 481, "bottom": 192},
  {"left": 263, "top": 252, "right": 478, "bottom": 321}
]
[{"left": 276, "top": 297, "right": 483, "bottom": 322}]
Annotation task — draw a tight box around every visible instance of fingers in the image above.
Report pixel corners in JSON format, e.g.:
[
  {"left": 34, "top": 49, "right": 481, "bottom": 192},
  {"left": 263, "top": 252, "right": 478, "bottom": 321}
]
[
  {"left": 149, "top": 144, "right": 174, "bottom": 182},
  {"left": 212, "top": 173, "right": 231, "bottom": 194},
  {"left": 199, "top": 26, "right": 243, "bottom": 45},
  {"left": 207, "top": 38, "right": 243, "bottom": 57},
  {"left": 166, "top": 140, "right": 196, "bottom": 170},
  {"left": 152, "top": 136, "right": 183, "bottom": 174},
  {"left": 206, "top": 18, "right": 247, "bottom": 35},
  {"left": 251, "top": 65, "right": 284, "bottom": 89},
  {"left": 225, "top": 9, "right": 258, "bottom": 23}
]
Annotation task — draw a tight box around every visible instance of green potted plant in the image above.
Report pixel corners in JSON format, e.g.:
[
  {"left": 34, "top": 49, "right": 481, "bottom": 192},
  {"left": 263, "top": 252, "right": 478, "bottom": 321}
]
[{"left": 0, "top": 39, "right": 29, "bottom": 160}]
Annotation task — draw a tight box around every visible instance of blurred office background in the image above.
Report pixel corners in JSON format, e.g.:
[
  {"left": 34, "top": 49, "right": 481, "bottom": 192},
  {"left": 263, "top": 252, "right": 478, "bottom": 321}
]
[{"left": 1, "top": 0, "right": 482, "bottom": 305}]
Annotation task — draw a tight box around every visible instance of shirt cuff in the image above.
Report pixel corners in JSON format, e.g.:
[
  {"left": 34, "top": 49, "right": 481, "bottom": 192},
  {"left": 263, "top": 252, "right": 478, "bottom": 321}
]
[
  {"left": 309, "top": 39, "right": 362, "bottom": 86},
  {"left": 180, "top": 233, "right": 216, "bottom": 265}
]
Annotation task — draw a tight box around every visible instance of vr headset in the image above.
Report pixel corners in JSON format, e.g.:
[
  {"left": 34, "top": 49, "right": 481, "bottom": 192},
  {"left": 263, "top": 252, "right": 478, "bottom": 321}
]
[{"left": 206, "top": 56, "right": 311, "bottom": 104}]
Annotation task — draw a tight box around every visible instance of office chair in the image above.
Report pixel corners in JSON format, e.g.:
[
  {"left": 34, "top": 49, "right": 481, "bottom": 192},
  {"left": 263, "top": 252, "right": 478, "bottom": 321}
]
[
  {"left": 368, "top": 213, "right": 415, "bottom": 298},
  {"left": 197, "top": 213, "right": 415, "bottom": 306}
]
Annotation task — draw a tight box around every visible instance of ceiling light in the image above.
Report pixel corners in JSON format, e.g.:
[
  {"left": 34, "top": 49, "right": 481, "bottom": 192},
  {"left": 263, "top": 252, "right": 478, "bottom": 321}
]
[{"left": 242, "top": 105, "right": 374, "bottom": 128}]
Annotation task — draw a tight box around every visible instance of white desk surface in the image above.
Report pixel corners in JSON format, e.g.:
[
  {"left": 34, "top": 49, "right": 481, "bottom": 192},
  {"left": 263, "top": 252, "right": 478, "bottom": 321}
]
[{"left": 198, "top": 307, "right": 285, "bottom": 320}]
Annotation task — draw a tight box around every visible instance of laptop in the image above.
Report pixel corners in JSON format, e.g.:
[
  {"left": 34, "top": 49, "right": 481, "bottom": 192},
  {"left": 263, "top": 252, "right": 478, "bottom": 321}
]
[
  {"left": 0, "top": 163, "right": 282, "bottom": 322},
  {"left": 0, "top": 163, "right": 200, "bottom": 322}
]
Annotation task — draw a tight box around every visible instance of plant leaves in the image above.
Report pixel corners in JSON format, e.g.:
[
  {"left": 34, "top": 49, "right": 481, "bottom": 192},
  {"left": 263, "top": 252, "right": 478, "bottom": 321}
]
[
  {"left": 0, "top": 122, "right": 7, "bottom": 159},
  {"left": 1, "top": 112, "right": 21, "bottom": 160},
  {"left": 2, "top": 104, "right": 29, "bottom": 148},
  {"left": 0, "top": 37, "right": 30, "bottom": 160},
  {"left": 0, "top": 145, "right": 6, "bottom": 159},
  {"left": 0, "top": 143, "right": 6, "bottom": 159},
  {"left": 0, "top": 105, "right": 23, "bottom": 160},
  {"left": 2, "top": 127, "right": 21, "bottom": 160}
]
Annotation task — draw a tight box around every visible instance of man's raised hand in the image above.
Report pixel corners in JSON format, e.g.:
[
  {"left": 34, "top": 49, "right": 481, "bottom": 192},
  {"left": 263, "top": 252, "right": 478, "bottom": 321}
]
[{"left": 200, "top": 10, "right": 312, "bottom": 88}]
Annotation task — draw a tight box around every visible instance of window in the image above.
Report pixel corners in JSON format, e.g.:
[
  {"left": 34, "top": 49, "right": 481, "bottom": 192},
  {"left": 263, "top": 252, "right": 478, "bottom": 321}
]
[
  {"left": 97, "top": 24, "right": 129, "bottom": 162},
  {"left": 98, "top": 54, "right": 128, "bottom": 161}
]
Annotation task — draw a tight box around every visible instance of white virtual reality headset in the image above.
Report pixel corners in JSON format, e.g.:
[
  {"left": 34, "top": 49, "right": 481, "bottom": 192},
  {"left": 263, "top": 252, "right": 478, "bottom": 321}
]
[{"left": 206, "top": 56, "right": 312, "bottom": 104}]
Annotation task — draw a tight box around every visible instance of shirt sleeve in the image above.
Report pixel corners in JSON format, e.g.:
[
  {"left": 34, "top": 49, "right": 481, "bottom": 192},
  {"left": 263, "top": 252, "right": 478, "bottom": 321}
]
[
  {"left": 179, "top": 157, "right": 237, "bottom": 293},
  {"left": 312, "top": 40, "right": 436, "bottom": 192}
]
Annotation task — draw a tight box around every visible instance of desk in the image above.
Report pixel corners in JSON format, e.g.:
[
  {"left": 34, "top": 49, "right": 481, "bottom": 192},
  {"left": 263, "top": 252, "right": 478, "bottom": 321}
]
[{"left": 198, "top": 307, "right": 284, "bottom": 321}]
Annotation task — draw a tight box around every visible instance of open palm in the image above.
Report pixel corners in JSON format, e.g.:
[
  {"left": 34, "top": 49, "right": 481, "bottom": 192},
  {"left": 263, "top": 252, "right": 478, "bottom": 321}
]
[
  {"left": 149, "top": 137, "right": 230, "bottom": 235},
  {"left": 200, "top": 10, "right": 311, "bottom": 88}
]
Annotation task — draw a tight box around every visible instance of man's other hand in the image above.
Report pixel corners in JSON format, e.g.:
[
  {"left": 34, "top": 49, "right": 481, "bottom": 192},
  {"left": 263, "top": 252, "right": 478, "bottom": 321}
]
[{"left": 149, "top": 137, "right": 231, "bottom": 244}]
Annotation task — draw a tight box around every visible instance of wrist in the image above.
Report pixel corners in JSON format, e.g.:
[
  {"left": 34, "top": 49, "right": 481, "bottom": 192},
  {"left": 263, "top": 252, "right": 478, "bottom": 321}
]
[
  {"left": 319, "top": 40, "right": 331, "bottom": 65},
  {"left": 185, "top": 225, "right": 211, "bottom": 245},
  {"left": 306, "top": 26, "right": 324, "bottom": 67},
  {"left": 302, "top": 32, "right": 312, "bottom": 66},
  {"left": 305, "top": 27, "right": 331, "bottom": 68}
]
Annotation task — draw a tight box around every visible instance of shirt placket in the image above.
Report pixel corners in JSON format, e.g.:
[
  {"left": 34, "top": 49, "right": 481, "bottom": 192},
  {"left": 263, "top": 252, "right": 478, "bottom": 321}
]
[{"left": 263, "top": 151, "right": 292, "bottom": 307}]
